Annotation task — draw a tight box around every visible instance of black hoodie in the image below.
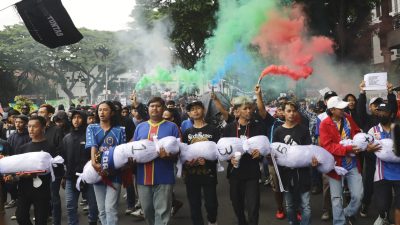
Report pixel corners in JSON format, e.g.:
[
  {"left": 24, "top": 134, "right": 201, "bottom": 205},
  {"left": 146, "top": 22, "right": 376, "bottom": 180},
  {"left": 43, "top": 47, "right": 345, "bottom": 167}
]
[{"left": 62, "top": 111, "right": 90, "bottom": 180}]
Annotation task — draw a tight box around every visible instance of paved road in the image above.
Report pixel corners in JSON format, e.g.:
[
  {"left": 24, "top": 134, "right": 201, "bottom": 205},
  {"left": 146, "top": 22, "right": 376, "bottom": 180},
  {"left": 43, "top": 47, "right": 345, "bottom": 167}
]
[{"left": 1, "top": 168, "right": 377, "bottom": 225}]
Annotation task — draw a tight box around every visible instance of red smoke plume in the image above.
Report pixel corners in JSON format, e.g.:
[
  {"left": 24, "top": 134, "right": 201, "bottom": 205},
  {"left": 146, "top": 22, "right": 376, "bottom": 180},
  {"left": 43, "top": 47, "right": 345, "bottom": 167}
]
[{"left": 253, "top": 5, "right": 334, "bottom": 81}]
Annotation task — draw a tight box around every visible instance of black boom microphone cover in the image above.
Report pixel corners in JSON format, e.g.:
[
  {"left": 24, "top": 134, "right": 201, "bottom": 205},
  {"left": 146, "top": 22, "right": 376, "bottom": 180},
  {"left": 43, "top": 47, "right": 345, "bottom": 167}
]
[{"left": 15, "top": 0, "right": 83, "bottom": 48}]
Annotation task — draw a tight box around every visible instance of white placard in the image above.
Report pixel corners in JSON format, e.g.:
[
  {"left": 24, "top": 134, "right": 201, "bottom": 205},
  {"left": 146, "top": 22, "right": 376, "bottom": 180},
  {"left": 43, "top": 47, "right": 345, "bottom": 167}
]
[
  {"left": 364, "top": 72, "right": 387, "bottom": 91},
  {"left": 120, "top": 97, "right": 127, "bottom": 106},
  {"left": 319, "top": 87, "right": 331, "bottom": 96}
]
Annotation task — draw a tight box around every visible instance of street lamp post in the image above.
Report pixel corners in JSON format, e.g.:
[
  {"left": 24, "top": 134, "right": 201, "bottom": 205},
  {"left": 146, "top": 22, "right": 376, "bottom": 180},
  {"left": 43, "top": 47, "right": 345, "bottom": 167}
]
[{"left": 95, "top": 46, "right": 110, "bottom": 101}]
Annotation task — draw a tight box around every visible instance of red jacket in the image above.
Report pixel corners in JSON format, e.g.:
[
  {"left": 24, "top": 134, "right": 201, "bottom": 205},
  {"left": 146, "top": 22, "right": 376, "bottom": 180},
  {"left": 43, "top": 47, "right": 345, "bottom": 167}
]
[{"left": 319, "top": 114, "right": 361, "bottom": 180}]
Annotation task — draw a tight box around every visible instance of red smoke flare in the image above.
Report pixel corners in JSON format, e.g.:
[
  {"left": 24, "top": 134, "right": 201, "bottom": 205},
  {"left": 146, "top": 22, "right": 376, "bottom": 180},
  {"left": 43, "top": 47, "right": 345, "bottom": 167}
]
[{"left": 253, "top": 5, "right": 334, "bottom": 81}]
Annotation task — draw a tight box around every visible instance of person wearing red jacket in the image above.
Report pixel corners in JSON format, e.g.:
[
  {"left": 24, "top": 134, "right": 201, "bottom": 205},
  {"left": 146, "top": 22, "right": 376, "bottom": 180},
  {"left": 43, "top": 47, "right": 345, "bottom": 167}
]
[{"left": 319, "top": 96, "right": 363, "bottom": 225}]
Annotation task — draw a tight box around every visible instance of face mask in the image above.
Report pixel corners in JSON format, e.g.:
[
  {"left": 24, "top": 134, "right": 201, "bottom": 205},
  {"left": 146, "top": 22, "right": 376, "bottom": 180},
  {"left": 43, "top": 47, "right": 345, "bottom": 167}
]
[{"left": 378, "top": 115, "right": 391, "bottom": 125}]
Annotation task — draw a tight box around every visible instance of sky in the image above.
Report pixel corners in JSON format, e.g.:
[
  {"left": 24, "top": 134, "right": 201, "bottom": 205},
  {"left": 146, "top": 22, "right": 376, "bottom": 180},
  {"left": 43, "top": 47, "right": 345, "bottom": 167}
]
[{"left": 0, "top": 0, "right": 136, "bottom": 31}]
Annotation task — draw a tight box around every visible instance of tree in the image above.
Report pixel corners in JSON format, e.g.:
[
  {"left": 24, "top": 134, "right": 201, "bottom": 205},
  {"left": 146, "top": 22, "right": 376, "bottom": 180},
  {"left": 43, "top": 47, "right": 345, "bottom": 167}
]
[
  {"left": 297, "top": 0, "right": 379, "bottom": 63},
  {"left": 0, "top": 25, "right": 130, "bottom": 103},
  {"left": 130, "top": 0, "right": 219, "bottom": 69}
]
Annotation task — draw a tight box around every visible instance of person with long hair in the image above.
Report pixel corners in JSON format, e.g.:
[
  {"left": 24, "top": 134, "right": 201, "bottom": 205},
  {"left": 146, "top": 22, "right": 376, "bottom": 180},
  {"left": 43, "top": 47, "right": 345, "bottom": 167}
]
[{"left": 85, "top": 101, "right": 126, "bottom": 225}]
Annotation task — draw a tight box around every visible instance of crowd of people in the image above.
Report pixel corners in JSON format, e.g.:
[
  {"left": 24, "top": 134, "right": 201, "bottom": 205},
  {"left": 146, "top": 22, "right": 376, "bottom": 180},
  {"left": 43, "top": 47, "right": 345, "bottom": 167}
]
[{"left": 0, "top": 79, "right": 399, "bottom": 225}]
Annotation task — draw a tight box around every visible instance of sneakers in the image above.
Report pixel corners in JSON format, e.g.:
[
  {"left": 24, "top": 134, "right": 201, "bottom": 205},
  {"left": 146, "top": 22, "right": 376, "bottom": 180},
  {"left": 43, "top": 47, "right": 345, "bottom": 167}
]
[
  {"left": 10, "top": 215, "right": 17, "bottom": 220},
  {"left": 359, "top": 204, "right": 368, "bottom": 218},
  {"left": 275, "top": 209, "right": 285, "bottom": 219},
  {"left": 83, "top": 205, "right": 89, "bottom": 212},
  {"left": 321, "top": 210, "right": 331, "bottom": 221},
  {"left": 5, "top": 200, "right": 17, "bottom": 209},
  {"left": 374, "top": 214, "right": 390, "bottom": 225},
  {"left": 125, "top": 207, "right": 134, "bottom": 215},
  {"left": 171, "top": 200, "right": 183, "bottom": 216},
  {"left": 134, "top": 201, "right": 141, "bottom": 210},
  {"left": 208, "top": 222, "right": 218, "bottom": 225},
  {"left": 131, "top": 208, "right": 144, "bottom": 219},
  {"left": 79, "top": 199, "right": 88, "bottom": 206}
]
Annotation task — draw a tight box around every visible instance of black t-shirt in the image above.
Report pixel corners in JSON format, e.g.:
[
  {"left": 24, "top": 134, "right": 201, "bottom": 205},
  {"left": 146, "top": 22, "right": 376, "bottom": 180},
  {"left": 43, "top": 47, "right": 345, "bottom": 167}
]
[
  {"left": 273, "top": 124, "right": 312, "bottom": 193},
  {"left": 16, "top": 140, "right": 52, "bottom": 189},
  {"left": 223, "top": 119, "right": 267, "bottom": 180},
  {"left": 182, "top": 124, "right": 220, "bottom": 184}
]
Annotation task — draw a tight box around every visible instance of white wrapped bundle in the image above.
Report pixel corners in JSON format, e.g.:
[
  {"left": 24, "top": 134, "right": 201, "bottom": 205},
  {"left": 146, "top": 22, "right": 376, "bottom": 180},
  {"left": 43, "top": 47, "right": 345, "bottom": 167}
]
[
  {"left": 77, "top": 161, "right": 101, "bottom": 184},
  {"left": 75, "top": 161, "right": 101, "bottom": 190},
  {"left": 270, "top": 143, "right": 334, "bottom": 173},
  {"left": 181, "top": 141, "right": 218, "bottom": 162},
  {"left": 123, "top": 140, "right": 158, "bottom": 163},
  {"left": 375, "top": 139, "right": 400, "bottom": 163},
  {"left": 112, "top": 145, "right": 129, "bottom": 169},
  {"left": 310, "top": 145, "right": 335, "bottom": 173},
  {"left": 216, "top": 138, "right": 244, "bottom": 161},
  {"left": 154, "top": 136, "right": 180, "bottom": 154},
  {"left": 0, "top": 151, "right": 64, "bottom": 180},
  {"left": 353, "top": 133, "right": 374, "bottom": 151},
  {"left": 243, "top": 135, "right": 271, "bottom": 156}
]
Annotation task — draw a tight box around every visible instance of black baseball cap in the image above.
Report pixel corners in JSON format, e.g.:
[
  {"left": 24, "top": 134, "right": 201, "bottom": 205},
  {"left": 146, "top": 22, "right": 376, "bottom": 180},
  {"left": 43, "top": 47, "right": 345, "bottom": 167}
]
[
  {"left": 324, "top": 91, "right": 337, "bottom": 101},
  {"left": 186, "top": 101, "right": 204, "bottom": 111},
  {"left": 377, "top": 103, "right": 391, "bottom": 112}
]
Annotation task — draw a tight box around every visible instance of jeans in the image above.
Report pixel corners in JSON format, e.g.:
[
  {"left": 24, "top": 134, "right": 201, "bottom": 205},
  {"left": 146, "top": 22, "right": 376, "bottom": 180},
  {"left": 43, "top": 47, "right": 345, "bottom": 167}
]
[
  {"left": 284, "top": 191, "right": 311, "bottom": 225},
  {"left": 137, "top": 184, "right": 173, "bottom": 225},
  {"left": 93, "top": 182, "right": 121, "bottom": 225},
  {"left": 65, "top": 179, "right": 99, "bottom": 225},
  {"left": 126, "top": 185, "right": 136, "bottom": 209},
  {"left": 186, "top": 182, "right": 218, "bottom": 225},
  {"left": 329, "top": 167, "right": 363, "bottom": 225},
  {"left": 51, "top": 177, "right": 62, "bottom": 225},
  {"left": 229, "top": 178, "right": 260, "bottom": 225}
]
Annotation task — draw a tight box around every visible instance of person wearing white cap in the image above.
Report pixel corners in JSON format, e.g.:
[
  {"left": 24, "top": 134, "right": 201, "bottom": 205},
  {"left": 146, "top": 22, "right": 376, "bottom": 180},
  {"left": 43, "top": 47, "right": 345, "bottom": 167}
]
[
  {"left": 357, "top": 80, "right": 398, "bottom": 218},
  {"left": 319, "top": 96, "right": 363, "bottom": 225}
]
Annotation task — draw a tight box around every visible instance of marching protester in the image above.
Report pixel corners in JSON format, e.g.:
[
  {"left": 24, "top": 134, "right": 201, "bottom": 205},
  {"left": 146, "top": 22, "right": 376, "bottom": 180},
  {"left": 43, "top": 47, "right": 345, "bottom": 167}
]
[
  {"left": 357, "top": 81, "right": 398, "bottom": 218},
  {"left": 222, "top": 86, "right": 269, "bottom": 225},
  {"left": 182, "top": 100, "right": 220, "bottom": 225},
  {"left": 62, "top": 110, "right": 98, "bottom": 225},
  {"left": 273, "top": 101, "right": 316, "bottom": 225},
  {"left": 5, "top": 115, "right": 30, "bottom": 220},
  {"left": 38, "top": 104, "right": 64, "bottom": 225},
  {"left": 86, "top": 101, "right": 127, "bottom": 225},
  {"left": 319, "top": 96, "right": 364, "bottom": 225},
  {"left": 133, "top": 97, "right": 180, "bottom": 225},
  {"left": 10, "top": 116, "right": 54, "bottom": 225},
  {"left": 0, "top": 138, "right": 12, "bottom": 215},
  {"left": 366, "top": 102, "right": 400, "bottom": 225}
]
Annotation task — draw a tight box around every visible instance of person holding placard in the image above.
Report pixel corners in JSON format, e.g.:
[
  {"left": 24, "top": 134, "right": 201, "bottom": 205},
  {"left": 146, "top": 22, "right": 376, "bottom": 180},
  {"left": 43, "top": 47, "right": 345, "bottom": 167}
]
[{"left": 357, "top": 80, "right": 398, "bottom": 218}]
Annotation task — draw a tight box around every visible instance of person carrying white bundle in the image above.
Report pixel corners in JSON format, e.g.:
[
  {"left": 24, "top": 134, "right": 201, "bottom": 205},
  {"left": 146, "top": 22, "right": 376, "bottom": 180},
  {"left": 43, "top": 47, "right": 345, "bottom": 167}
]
[
  {"left": 222, "top": 89, "right": 268, "bottom": 225},
  {"left": 366, "top": 103, "right": 400, "bottom": 225},
  {"left": 86, "top": 101, "right": 127, "bottom": 225},
  {"left": 272, "top": 101, "right": 316, "bottom": 225},
  {"left": 216, "top": 137, "right": 243, "bottom": 161},
  {"left": 319, "top": 96, "right": 363, "bottom": 225},
  {"left": 133, "top": 97, "right": 180, "bottom": 225},
  {"left": 182, "top": 100, "right": 220, "bottom": 225},
  {"left": 3, "top": 116, "right": 55, "bottom": 225}
]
